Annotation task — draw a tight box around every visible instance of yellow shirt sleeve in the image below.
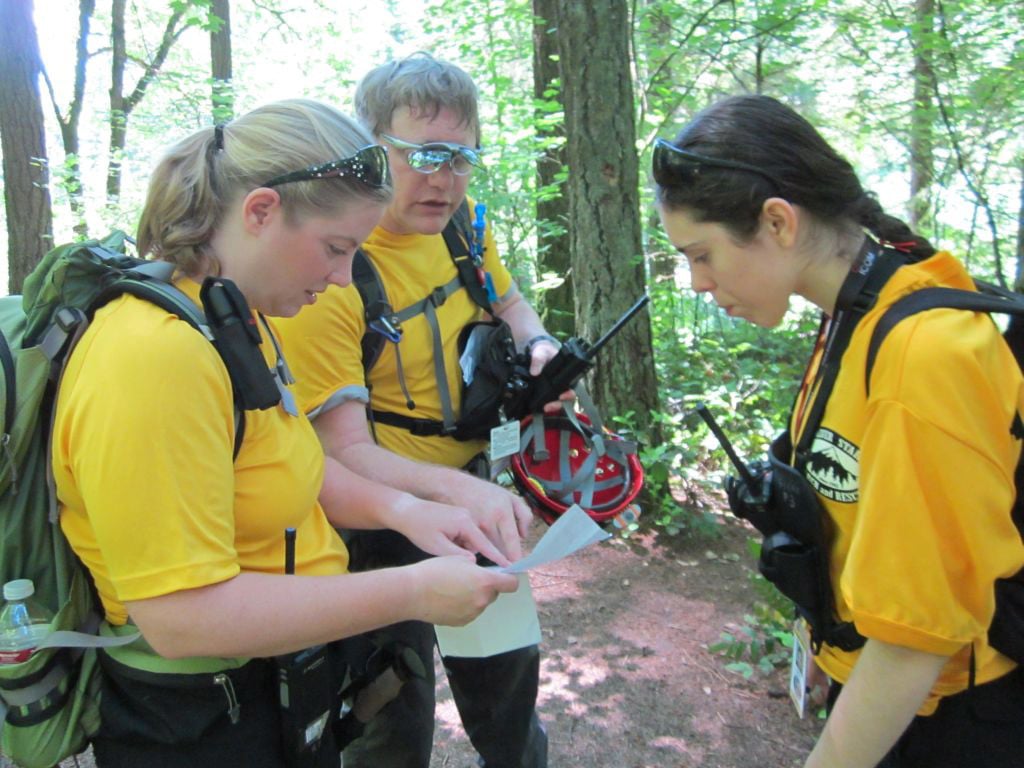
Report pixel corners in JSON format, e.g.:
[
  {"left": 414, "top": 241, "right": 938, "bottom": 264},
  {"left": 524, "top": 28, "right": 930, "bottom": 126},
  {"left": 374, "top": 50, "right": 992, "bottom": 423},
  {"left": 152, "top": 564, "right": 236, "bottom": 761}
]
[
  {"left": 848, "top": 308, "right": 1022, "bottom": 655},
  {"left": 277, "top": 282, "right": 368, "bottom": 419}
]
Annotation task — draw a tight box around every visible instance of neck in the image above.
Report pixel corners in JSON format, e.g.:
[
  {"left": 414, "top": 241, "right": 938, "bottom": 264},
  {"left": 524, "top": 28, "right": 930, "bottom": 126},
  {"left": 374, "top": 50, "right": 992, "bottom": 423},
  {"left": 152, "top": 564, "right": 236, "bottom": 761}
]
[{"left": 796, "top": 227, "right": 866, "bottom": 317}]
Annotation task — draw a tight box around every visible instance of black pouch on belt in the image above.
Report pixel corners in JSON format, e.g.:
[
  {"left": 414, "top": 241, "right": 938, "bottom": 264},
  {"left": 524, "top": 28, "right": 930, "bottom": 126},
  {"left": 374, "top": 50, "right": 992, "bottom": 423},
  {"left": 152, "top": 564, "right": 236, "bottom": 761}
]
[{"left": 275, "top": 643, "right": 339, "bottom": 768}]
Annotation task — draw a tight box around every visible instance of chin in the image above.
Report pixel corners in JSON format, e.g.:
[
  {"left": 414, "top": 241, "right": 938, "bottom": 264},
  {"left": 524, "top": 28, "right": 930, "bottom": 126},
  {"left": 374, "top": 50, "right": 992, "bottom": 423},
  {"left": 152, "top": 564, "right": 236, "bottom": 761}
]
[
  {"left": 413, "top": 206, "right": 454, "bottom": 233},
  {"left": 272, "top": 302, "right": 303, "bottom": 319},
  {"left": 413, "top": 217, "right": 448, "bottom": 236}
]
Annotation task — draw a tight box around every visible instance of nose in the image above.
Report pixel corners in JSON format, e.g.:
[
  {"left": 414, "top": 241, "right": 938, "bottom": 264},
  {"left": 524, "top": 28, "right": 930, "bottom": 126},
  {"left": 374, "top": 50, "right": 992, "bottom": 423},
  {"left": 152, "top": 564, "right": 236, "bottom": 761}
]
[
  {"left": 689, "top": 267, "right": 715, "bottom": 294},
  {"left": 426, "top": 163, "right": 456, "bottom": 189},
  {"left": 327, "top": 263, "right": 352, "bottom": 288}
]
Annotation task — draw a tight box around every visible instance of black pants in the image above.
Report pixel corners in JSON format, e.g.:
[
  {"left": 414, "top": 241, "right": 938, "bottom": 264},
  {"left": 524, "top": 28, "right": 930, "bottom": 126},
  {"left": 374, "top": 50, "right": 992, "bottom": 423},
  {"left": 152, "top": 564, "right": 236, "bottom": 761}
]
[
  {"left": 341, "top": 529, "right": 548, "bottom": 768},
  {"left": 826, "top": 665, "right": 1024, "bottom": 767},
  {"left": 94, "top": 649, "right": 346, "bottom": 768}
]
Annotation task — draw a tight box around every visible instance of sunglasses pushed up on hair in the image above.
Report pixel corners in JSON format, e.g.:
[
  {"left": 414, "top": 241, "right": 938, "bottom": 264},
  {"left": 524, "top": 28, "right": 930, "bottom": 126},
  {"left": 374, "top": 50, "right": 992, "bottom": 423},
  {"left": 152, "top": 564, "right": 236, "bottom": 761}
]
[
  {"left": 262, "top": 144, "right": 390, "bottom": 189},
  {"left": 651, "top": 138, "right": 781, "bottom": 190},
  {"left": 381, "top": 134, "right": 485, "bottom": 177}
]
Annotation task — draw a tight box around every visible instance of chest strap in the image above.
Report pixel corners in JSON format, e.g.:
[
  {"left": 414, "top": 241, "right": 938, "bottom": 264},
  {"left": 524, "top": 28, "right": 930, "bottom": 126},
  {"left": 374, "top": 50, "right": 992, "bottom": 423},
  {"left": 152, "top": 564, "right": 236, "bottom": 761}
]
[{"left": 358, "top": 201, "right": 495, "bottom": 440}]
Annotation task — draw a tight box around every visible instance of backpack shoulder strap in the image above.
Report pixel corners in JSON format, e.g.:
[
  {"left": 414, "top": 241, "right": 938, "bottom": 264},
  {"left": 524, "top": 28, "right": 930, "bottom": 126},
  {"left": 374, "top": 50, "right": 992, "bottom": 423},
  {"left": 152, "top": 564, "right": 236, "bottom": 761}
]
[
  {"left": 442, "top": 201, "right": 493, "bottom": 313},
  {"left": 89, "top": 275, "right": 247, "bottom": 459},
  {"left": 354, "top": 201, "right": 492, "bottom": 377},
  {"left": 352, "top": 248, "right": 393, "bottom": 378},
  {"left": 353, "top": 204, "right": 494, "bottom": 438},
  {"left": 865, "top": 282, "right": 1024, "bottom": 395}
]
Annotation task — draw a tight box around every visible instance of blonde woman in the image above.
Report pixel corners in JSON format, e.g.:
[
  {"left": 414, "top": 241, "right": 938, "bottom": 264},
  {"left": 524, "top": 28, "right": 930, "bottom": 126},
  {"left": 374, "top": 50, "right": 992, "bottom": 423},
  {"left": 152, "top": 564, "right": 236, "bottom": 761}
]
[{"left": 53, "top": 99, "right": 517, "bottom": 767}]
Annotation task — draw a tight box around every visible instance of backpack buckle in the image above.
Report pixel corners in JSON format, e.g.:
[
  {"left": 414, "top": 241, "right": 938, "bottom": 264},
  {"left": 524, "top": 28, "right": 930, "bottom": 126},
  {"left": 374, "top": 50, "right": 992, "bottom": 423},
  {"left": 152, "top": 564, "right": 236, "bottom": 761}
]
[
  {"left": 54, "top": 306, "right": 85, "bottom": 334},
  {"left": 40, "top": 307, "right": 87, "bottom": 363},
  {"left": 369, "top": 315, "right": 402, "bottom": 343},
  {"left": 428, "top": 286, "right": 448, "bottom": 308}
]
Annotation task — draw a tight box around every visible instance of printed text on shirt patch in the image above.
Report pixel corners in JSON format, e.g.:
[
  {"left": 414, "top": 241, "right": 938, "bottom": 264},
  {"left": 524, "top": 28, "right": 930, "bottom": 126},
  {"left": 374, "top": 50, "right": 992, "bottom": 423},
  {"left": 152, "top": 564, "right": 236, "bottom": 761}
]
[{"left": 805, "top": 428, "right": 859, "bottom": 503}]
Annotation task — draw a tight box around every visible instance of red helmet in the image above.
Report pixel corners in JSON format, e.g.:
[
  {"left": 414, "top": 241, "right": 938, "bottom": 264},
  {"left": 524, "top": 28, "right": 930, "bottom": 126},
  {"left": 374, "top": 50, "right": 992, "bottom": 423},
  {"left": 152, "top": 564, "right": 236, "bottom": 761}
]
[{"left": 510, "top": 410, "right": 644, "bottom": 526}]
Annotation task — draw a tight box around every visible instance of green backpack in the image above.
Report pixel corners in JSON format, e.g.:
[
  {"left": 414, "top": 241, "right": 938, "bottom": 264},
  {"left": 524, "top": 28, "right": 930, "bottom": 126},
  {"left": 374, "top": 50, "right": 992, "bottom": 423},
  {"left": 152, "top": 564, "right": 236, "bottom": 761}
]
[{"left": 0, "top": 232, "right": 245, "bottom": 768}]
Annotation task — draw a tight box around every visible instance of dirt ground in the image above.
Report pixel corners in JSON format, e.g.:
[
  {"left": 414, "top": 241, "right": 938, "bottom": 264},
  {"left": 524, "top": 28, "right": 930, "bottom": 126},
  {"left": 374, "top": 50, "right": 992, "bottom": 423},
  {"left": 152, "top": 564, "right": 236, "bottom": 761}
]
[
  {"left": 10, "top": 514, "right": 823, "bottom": 768},
  {"left": 430, "top": 514, "right": 824, "bottom": 768}
]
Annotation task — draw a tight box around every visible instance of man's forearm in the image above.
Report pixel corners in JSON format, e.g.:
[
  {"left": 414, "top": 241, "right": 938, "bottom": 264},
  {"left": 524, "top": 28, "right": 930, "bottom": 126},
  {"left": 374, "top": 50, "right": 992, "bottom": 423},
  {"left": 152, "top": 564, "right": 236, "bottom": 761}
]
[
  {"left": 332, "top": 437, "right": 469, "bottom": 504},
  {"left": 493, "top": 291, "right": 549, "bottom": 349}
]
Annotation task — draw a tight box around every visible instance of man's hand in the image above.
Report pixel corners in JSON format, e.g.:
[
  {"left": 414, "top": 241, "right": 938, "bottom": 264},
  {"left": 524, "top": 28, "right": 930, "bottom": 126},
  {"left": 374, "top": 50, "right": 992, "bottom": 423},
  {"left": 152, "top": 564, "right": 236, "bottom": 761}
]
[
  {"left": 435, "top": 473, "right": 534, "bottom": 562},
  {"left": 385, "top": 495, "right": 516, "bottom": 567},
  {"left": 528, "top": 340, "right": 575, "bottom": 414},
  {"left": 527, "top": 339, "right": 560, "bottom": 376}
]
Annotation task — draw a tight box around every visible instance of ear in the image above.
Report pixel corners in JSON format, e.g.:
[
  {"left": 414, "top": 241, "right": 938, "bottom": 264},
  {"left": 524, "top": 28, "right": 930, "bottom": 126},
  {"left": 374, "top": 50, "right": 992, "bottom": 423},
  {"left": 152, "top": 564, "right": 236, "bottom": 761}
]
[
  {"left": 241, "top": 188, "right": 282, "bottom": 235},
  {"left": 760, "top": 197, "right": 799, "bottom": 248}
]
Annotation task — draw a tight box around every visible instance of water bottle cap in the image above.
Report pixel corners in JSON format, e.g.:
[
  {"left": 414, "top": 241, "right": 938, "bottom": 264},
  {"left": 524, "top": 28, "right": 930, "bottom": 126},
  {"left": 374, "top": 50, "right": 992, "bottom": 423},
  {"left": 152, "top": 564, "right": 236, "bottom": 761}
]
[{"left": 3, "top": 579, "right": 35, "bottom": 601}]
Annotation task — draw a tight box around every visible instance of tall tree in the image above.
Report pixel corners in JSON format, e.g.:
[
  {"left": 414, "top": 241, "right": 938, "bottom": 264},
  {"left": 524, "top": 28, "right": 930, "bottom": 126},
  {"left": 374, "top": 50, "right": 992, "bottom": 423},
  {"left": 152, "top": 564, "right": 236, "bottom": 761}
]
[
  {"left": 209, "top": 0, "right": 233, "bottom": 121},
  {"left": 42, "top": 0, "right": 95, "bottom": 236},
  {"left": 551, "top": 0, "right": 657, "bottom": 429},
  {"left": 0, "top": 0, "right": 54, "bottom": 292},
  {"left": 1017, "top": 159, "right": 1023, "bottom": 291},
  {"left": 531, "top": 0, "right": 573, "bottom": 337},
  {"left": 107, "top": 0, "right": 190, "bottom": 204},
  {"left": 909, "top": 0, "right": 935, "bottom": 232}
]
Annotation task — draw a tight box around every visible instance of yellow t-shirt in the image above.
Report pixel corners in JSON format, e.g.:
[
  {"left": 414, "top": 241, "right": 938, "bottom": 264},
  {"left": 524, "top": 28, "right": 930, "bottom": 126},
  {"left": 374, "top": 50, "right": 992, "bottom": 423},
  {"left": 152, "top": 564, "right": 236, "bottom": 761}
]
[
  {"left": 54, "top": 278, "right": 348, "bottom": 626},
  {"left": 796, "top": 251, "right": 1024, "bottom": 714},
  {"left": 277, "top": 211, "right": 513, "bottom": 468}
]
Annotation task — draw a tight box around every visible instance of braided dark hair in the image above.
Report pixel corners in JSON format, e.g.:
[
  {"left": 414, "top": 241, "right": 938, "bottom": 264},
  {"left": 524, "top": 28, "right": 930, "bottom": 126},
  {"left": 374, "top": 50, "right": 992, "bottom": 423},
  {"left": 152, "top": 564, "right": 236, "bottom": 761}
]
[{"left": 655, "top": 95, "right": 935, "bottom": 260}]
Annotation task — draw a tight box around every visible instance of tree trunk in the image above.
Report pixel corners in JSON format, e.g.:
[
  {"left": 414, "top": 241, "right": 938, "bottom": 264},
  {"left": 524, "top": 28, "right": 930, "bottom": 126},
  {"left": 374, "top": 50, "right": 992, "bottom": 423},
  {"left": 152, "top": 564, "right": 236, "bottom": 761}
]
[
  {"left": 47, "top": 0, "right": 94, "bottom": 236},
  {"left": 107, "top": 0, "right": 187, "bottom": 204},
  {"left": 910, "top": 0, "right": 935, "bottom": 232},
  {"left": 210, "top": 0, "right": 233, "bottom": 121},
  {"left": 553, "top": 0, "right": 658, "bottom": 431},
  {"left": 107, "top": 0, "right": 127, "bottom": 204},
  {"left": 531, "top": 0, "right": 573, "bottom": 338},
  {"left": 1015, "top": 157, "right": 1023, "bottom": 292},
  {"left": 0, "top": 0, "right": 54, "bottom": 293}
]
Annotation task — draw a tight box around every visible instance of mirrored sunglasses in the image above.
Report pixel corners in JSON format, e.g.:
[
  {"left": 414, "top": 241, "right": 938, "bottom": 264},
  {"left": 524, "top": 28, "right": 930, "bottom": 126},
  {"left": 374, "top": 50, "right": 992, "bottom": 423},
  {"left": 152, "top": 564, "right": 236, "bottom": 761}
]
[
  {"left": 262, "top": 144, "right": 390, "bottom": 189},
  {"left": 381, "top": 134, "right": 485, "bottom": 177},
  {"left": 651, "top": 138, "right": 781, "bottom": 190}
]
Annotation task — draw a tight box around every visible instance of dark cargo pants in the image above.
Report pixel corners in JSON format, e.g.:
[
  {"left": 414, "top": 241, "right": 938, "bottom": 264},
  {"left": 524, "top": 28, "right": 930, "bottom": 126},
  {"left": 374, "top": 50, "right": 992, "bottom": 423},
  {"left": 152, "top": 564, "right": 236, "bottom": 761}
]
[{"left": 341, "top": 530, "right": 547, "bottom": 768}]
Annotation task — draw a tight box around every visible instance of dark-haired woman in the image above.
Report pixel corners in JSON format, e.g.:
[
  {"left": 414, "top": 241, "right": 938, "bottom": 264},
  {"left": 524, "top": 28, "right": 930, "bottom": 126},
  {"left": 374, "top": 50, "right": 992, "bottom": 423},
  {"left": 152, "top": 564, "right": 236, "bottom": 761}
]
[{"left": 653, "top": 94, "right": 1024, "bottom": 767}]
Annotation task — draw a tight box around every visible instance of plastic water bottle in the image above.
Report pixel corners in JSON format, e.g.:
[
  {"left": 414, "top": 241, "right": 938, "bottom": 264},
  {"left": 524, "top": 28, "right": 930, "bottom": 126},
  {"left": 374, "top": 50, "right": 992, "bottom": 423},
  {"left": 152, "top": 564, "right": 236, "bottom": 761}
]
[{"left": 0, "top": 579, "right": 53, "bottom": 664}]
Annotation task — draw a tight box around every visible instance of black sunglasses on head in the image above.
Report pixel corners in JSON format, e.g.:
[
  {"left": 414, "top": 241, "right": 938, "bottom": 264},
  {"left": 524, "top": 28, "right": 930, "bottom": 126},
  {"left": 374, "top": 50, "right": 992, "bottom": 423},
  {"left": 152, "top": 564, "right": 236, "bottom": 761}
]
[
  {"left": 651, "top": 138, "right": 781, "bottom": 190},
  {"left": 262, "top": 144, "right": 390, "bottom": 189}
]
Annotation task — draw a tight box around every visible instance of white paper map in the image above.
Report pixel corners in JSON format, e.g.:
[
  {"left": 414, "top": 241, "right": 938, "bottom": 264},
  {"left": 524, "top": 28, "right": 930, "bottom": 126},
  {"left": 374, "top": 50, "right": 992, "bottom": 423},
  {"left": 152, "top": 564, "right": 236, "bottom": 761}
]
[
  {"left": 496, "top": 504, "right": 612, "bottom": 574},
  {"left": 434, "top": 505, "right": 610, "bottom": 658}
]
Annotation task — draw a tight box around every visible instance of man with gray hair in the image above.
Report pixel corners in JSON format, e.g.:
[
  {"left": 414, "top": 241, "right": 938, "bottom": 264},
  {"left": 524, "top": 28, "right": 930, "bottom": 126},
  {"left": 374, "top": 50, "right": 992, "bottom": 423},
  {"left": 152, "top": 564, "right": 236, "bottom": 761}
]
[{"left": 278, "top": 52, "right": 552, "bottom": 768}]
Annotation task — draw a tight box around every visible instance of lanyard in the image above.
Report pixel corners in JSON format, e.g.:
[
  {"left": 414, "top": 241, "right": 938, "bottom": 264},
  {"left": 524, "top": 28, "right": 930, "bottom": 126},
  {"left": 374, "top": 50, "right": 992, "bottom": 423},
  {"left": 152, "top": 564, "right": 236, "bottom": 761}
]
[
  {"left": 791, "top": 316, "right": 830, "bottom": 444},
  {"left": 788, "top": 240, "right": 908, "bottom": 467}
]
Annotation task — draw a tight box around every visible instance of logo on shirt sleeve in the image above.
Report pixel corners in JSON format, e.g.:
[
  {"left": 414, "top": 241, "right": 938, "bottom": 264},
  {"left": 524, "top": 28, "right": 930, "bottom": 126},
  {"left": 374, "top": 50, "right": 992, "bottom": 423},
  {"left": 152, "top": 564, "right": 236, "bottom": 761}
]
[{"left": 805, "top": 427, "right": 859, "bottom": 503}]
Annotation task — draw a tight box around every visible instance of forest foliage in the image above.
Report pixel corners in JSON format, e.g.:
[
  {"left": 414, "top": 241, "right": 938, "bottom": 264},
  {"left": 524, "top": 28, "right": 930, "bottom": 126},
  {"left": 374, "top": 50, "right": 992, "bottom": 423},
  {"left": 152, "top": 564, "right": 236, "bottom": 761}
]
[{"left": 1, "top": 0, "right": 1022, "bottom": 533}]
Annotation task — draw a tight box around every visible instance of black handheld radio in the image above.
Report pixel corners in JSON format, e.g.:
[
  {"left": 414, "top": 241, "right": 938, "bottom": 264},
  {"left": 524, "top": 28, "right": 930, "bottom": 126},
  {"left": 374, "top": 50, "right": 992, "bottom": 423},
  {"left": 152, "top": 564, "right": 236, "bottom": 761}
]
[
  {"left": 696, "top": 404, "right": 864, "bottom": 652},
  {"left": 504, "top": 294, "right": 650, "bottom": 419},
  {"left": 199, "top": 277, "right": 281, "bottom": 410},
  {"left": 275, "top": 528, "right": 335, "bottom": 767}
]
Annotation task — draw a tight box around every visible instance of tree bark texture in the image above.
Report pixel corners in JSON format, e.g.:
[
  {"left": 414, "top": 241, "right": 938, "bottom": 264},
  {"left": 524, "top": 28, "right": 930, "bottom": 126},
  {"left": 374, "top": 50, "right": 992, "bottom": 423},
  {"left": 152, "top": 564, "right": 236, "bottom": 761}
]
[
  {"left": 0, "top": 0, "right": 54, "bottom": 293},
  {"left": 107, "top": 0, "right": 186, "bottom": 203},
  {"left": 910, "top": 0, "right": 935, "bottom": 232},
  {"left": 210, "top": 0, "right": 234, "bottom": 121},
  {"left": 107, "top": 0, "right": 127, "bottom": 203},
  {"left": 532, "top": 0, "right": 573, "bottom": 338},
  {"left": 1015, "top": 158, "right": 1023, "bottom": 291},
  {"left": 49, "top": 0, "right": 95, "bottom": 234},
  {"left": 552, "top": 0, "right": 658, "bottom": 429}
]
